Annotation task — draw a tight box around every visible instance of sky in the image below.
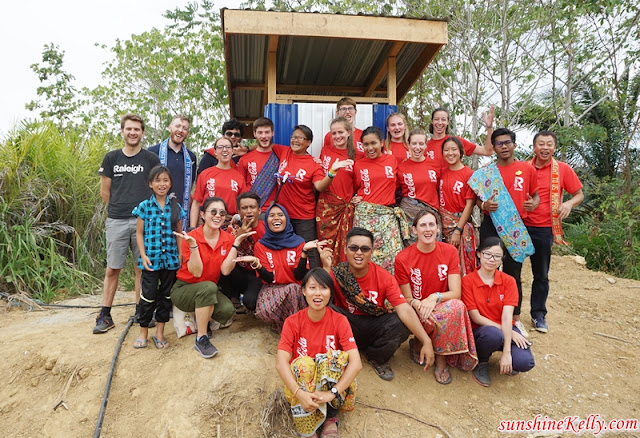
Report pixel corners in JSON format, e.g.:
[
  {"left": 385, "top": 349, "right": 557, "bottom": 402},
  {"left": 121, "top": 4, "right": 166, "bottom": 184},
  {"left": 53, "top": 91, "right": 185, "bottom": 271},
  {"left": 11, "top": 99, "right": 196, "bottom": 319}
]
[{"left": 0, "top": 0, "right": 235, "bottom": 137}]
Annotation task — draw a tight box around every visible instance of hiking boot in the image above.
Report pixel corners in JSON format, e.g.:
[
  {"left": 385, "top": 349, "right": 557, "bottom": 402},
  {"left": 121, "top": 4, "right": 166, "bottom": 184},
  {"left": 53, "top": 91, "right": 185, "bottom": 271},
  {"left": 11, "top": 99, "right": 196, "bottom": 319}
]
[
  {"left": 473, "top": 362, "right": 490, "bottom": 387},
  {"left": 195, "top": 335, "right": 218, "bottom": 359},
  {"left": 531, "top": 315, "right": 548, "bottom": 333},
  {"left": 514, "top": 320, "right": 530, "bottom": 338},
  {"left": 93, "top": 314, "right": 115, "bottom": 334}
]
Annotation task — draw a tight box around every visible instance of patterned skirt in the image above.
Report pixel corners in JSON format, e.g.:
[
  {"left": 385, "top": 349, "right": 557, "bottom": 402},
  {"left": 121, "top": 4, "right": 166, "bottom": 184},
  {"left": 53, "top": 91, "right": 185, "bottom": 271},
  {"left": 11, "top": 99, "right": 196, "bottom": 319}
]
[
  {"left": 440, "top": 208, "right": 478, "bottom": 276},
  {"left": 316, "top": 191, "right": 355, "bottom": 265},
  {"left": 399, "top": 197, "right": 442, "bottom": 244},
  {"left": 285, "top": 350, "right": 357, "bottom": 437},
  {"left": 353, "top": 202, "right": 410, "bottom": 274},
  {"left": 419, "top": 298, "right": 478, "bottom": 371},
  {"left": 255, "top": 283, "right": 306, "bottom": 332}
]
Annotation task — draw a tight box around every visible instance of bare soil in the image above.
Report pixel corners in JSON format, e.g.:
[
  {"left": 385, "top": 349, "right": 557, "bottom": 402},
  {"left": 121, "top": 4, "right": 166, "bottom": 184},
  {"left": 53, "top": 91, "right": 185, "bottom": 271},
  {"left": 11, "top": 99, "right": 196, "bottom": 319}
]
[{"left": 1, "top": 255, "right": 639, "bottom": 438}]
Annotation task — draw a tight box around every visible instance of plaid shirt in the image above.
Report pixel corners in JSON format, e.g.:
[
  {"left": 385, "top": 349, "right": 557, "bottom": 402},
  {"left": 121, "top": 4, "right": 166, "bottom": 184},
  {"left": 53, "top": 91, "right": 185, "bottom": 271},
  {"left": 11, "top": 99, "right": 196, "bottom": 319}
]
[{"left": 132, "top": 195, "right": 185, "bottom": 271}]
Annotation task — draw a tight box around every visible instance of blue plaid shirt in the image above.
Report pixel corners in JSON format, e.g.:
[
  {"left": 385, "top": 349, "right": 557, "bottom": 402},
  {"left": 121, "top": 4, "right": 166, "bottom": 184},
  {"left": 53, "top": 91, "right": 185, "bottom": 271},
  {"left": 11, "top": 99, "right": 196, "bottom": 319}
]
[{"left": 132, "top": 195, "right": 185, "bottom": 271}]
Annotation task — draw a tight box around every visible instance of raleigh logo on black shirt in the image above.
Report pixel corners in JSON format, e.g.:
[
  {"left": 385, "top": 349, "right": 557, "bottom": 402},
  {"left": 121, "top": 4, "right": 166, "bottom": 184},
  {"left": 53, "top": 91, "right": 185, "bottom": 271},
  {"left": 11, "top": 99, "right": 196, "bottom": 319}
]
[{"left": 113, "top": 164, "right": 144, "bottom": 175}]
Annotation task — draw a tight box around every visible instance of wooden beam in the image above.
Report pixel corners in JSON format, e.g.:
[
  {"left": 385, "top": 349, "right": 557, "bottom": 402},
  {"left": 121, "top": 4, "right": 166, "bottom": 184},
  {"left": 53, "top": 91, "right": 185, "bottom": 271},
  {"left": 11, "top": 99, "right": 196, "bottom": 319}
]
[
  {"left": 266, "top": 36, "right": 278, "bottom": 105},
  {"left": 232, "top": 82, "right": 374, "bottom": 94},
  {"left": 364, "top": 42, "right": 404, "bottom": 97},
  {"left": 396, "top": 44, "right": 444, "bottom": 101},
  {"left": 275, "top": 94, "right": 390, "bottom": 104},
  {"left": 223, "top": 10, "right": 448, "bottom": 45},
  {"left": 387, "top": 56, "right": 397, "bottom": 105}
]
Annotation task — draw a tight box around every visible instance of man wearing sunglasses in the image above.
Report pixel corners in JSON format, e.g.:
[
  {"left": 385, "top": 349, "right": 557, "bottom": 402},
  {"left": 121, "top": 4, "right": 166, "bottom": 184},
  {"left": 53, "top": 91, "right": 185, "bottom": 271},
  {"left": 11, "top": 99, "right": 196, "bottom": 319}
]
[
  {"left": 198, "top": 118, "right": 251, "bottom": 175},
  {"left": 321, "top": 227, "right": 435, "bottom": 381}
]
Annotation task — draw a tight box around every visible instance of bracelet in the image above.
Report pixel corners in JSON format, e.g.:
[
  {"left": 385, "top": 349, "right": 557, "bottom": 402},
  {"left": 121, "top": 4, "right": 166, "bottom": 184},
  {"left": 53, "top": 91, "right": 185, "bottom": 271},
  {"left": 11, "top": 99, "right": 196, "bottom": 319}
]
[
  {"left": 294, "top": 387, "right": 302, "bottom": 398},
  {"left": 327, "top": 170, "right": 337, "bottom": 178},
  {"left": 189, "top": 245, "right": 198, "bottom": 250},
  {"left": 232, "top": 244, "right": 240, "bottom": 251},
  {"left": 409, "top": 298, "right": 417, "bottom": 307},
  {"left": 481, "top": 201, "right": 486, "bottom": 211},
  {"left": 455, "top": 226, "right": 464, "bottom": 233},
  {"left": 244, "top": 144, "right": 251, "bottom": 152},
  {"left": 435, "top": 292, "right": 442, "bottom": 303}
]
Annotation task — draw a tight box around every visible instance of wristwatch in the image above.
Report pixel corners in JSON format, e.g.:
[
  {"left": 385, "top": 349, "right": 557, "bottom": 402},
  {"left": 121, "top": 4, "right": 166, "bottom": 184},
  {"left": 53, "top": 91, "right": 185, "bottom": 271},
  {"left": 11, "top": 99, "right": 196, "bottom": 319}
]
[{"left": 330, "top": 387, "right": 339, "bottom": 396}]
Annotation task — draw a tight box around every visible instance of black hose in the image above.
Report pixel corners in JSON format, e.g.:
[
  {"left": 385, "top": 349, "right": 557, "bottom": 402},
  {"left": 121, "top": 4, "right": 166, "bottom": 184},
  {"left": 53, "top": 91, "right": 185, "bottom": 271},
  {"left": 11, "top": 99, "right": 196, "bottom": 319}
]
[
  {"left": 38, "top": 303, "right": 136, "bottom": 309},
  {"left": 93, "top": 315, "right": 134, "bottom": 438}
]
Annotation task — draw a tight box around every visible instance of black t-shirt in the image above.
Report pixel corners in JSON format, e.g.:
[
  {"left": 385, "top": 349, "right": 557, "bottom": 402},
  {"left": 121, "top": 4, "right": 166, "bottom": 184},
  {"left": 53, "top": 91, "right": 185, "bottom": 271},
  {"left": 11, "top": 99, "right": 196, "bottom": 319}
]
[{"left": 98, "top": 149, "right": 161, "bottom": 219}]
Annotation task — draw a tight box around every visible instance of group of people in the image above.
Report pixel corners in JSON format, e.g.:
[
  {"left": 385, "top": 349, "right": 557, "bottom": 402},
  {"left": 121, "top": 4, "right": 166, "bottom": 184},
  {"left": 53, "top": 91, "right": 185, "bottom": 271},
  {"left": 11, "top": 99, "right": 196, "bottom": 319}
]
[{"left": 94, "top": 97, "right": 583, "bottom": 437}]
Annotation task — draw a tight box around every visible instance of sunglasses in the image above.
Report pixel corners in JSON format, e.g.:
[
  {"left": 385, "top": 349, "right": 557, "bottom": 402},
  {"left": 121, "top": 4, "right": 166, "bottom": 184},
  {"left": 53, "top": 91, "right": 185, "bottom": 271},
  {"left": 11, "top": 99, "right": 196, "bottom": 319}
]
[
  {"left": 224, "top": 131, "right": 242, "bottom": 138},
  {"left": 347, "top": 245, "right": 372, "bottom": 253},
  {"left": 205, "top": 209, "right": 227, "bottom": 217}
]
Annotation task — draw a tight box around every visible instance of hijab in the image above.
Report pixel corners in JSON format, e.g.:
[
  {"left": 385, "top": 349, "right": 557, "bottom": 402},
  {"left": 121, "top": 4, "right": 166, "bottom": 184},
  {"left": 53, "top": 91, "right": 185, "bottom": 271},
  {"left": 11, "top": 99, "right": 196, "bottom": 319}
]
[{"left": 258, "top": 203, "right": 305, "bottom": 250}]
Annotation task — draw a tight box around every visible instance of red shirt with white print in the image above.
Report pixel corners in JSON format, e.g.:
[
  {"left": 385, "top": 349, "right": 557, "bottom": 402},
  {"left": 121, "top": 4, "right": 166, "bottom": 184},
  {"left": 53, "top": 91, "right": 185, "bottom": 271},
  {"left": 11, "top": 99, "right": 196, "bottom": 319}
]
[
  {"left": 193, "top": 166, "right": 247, "bottom": 214},
  {"left": 177, "top": 228, "right": 233, "bottom": 284},
  {"left": 426, "top": 136, "right": 477, "bottom": 169},
  {"left": 397, "top": 159, "right": 440, "bottom": 208},
  {"left": 319, "top": 144, "right": 361, "bottom": 201},
  {"left": 439, "top": 165, "right": 475, "bottom": 213},
  {"left": 254, "top": 241, "right": 305, "bottom": 285},
  {"left": 276, "top": 148, "right": 326, "bottom": 220},
  {"left": 237, "top": 144, "right": 288, "bottom": 211},
  {"left": 353, "top": 154, "right": 398, "bottom": 205},
  {"left": 323, "top": 128, "right": 364, "bottom": 155},
  {"left": 494, "top": 161, "right": 538, "bottom": 220},
  {"left": 388, "top": 141, "right": 410, "bottom": 163}
]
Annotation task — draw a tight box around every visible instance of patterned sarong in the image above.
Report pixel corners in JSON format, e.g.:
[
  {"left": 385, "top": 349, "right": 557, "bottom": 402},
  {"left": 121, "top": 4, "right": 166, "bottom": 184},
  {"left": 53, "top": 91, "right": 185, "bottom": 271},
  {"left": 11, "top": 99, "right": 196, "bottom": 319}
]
[
  {"left": 467, "top": 164, "right": 535, "bottom": 263},
  {"left": 353, "top": 202, "right": 410, "bottom": 274},
  {"left": 316, "top": 191, "right": 354, "bottom": 265},
  {"left": 250, "top": 152, "right": 279, "bottom": 208},
  {"left": 418, "top": 299, "right": 478, "bottom": 371},
  {"left": 440, "top": 208, "right": 477, "bottom": 276},
  {"left": 285, "top": 350, "right": 357, "bottom": 437},
  {"left": 399, "top": 197, "right": 442, "bottom": 244},
  {"left": 255, "top": 283, "right": 306, "bottom": 332}
]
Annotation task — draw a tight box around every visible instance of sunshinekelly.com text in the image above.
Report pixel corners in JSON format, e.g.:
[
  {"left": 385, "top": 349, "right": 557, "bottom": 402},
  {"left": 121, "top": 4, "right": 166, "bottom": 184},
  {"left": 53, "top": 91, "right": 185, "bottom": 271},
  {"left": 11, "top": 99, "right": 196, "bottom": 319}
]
[{"left": 498, "top": 414, "right": 638, "bottom": 435}]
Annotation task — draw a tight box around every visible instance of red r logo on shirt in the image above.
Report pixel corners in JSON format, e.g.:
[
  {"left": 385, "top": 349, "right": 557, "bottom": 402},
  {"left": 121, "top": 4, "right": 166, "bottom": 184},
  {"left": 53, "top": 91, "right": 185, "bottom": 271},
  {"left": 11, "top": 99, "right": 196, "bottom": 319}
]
[
  {"left": 286, "top": 250, "right": 296, "bottom": 265},
  {"left": 453, "top": 181, "right": 463, "bottom": 194},
  {"left": 385, "top": 166, "right": 394, "bottom": 178},
  {"left": 513, "top": 176, "right": 524, "bottom": 191}
]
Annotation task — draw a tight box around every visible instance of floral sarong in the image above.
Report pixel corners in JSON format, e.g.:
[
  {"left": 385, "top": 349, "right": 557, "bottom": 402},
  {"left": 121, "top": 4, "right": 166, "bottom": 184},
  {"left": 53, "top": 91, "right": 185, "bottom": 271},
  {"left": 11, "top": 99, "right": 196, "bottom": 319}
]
[
  {"left": 285, "top": 349, "right": 357, "bottom": 437},
  {"left": 440, "top": 208, "right": 477, "bottom": 276},
  {"left": 399, "top": 197, "right": 442, "bottom": 244},
  {"left": 419, "top": 299, "right": 478, "bottom": 371},
  {"left": 255, "top": 283, "right": 306, "bottom": 332},
  {"left": 353, "top": 202, "right": 410, "bottom": 274},
  {"left": 316, "top": 191, "right": 354, "bottom": 265}
]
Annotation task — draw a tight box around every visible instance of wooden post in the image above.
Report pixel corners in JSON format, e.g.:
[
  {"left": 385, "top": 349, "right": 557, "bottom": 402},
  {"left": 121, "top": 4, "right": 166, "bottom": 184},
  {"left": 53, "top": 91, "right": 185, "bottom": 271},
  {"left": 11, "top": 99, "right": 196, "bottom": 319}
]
[{"left": 388, "top": 56, "right": 397, "bottom": 105}]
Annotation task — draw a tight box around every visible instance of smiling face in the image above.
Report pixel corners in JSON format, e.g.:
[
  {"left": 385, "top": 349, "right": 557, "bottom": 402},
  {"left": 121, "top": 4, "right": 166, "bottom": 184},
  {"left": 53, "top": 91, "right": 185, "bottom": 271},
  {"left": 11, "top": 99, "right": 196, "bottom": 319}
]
[
  {"left": 266, "top": 206, "right": 286, "bottom": 233},
  {"left": 533, "top": 135, "right": 556, "bottom": 166},
  {"left": 362, "top": 133, "right": 383, "bottom": 159},
  {"left": 443, "top": 139, "right": 462, "bottom": 165},
  {"left": 254, "top": 126, "right": 274, "bottom": 150},
  {"left": 214, "top": 138, "right": 233, "bottom": 164},
  {"left": 200, "top": 200, "right": 227, "bottom": 231},
  {"left": 336, "top": 104, "right": 357, "bottom": 123},
  {"left": 290, "top": 129, "right": 311, "bottom": 154},
  {"left": 168, "top": 118, "right": 190, "bottom": 146},
  {"left": 431, "top": 110, "right": 449, "bottom": 137},
  {"left": 331, "top": 122, "right": 350, "bottom": 149},
  {"left": 387, "top": 115, "right": 406, "bottom": 142},
  {"left": 409, "top": 134, "right": 427, "bottom": 160},
  {"left": 346, "top": 235, "right": 373, "bottom": 271},
  {"left": 493, "top": 134, "right": 516, "bottom": 163},
  {"left": 478, "top": 244, "right": 504, "bottom": 272},
  {"left": 413, "top": 212, "right": 438, "bottom": 248},
  {"left": 121, "top": 120, "right": 144, "bottom": 148},
  {"left": 149, "top": 171, "right": 171, "bottom": 198},
  {"left": 302, "top": 276, "right": 331, "bottom": 311}
]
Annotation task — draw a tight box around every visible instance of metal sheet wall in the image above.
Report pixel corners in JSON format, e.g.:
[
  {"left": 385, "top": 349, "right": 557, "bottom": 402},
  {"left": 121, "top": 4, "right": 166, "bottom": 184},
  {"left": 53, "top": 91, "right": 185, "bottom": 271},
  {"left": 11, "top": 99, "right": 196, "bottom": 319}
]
[{"left": 264, "top": 103, "right": 298, "bottom": 146}]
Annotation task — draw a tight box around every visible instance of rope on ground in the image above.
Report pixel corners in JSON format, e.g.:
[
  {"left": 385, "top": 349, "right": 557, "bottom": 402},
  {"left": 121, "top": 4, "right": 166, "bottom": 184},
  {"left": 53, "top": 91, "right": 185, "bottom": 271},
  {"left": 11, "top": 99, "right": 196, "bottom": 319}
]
[
  {"left": 355, "top": 400, "right": 454, "bottom": 438},
  {"left": 93, "top": 316, "right": 134, "bottom": 438}
]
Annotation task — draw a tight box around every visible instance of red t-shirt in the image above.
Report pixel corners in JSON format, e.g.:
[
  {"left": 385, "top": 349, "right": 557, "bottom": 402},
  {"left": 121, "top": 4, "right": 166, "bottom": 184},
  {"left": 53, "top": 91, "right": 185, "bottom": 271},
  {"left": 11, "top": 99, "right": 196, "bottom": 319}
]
[
  {"left": 193, "top": 166, "right": 247, "bottom": 214},
  {"left": 353, "top": 154, "right": 398, "bottom": 205},
  {"left": 278, "top": 307, "right": 357, "bottom": 362},
  {"left": 276, "top": 148, "right": 326, "bottom": 220},
  {"left": 254, "top": 241, "right": 305, "bottom": 284},
  {"left": 397, "top": 159, "right": 440, "bottom": 208},
  {"left": 524, "top": 160, "right": 583, "bottom": 227},
  {"left": 388, "top": 141, "right": 410, "bottom": 163},
  {"left": 394, "top": 242, "right": 460, "bottom": 300},
  {"left": 439, "top": 166, "right": 475, "bottom": 213},
  {"left": 331, "top": 262, "right": 407, "bottom": 316},
  {"left": 319, "top": 144, "right": 360, "bottom": 201},
  {"left": 461, "top": 269, "right": 518, "bottom": 328},
  {"left": 426, "top": 136, "right": 477, "bottom": 169},
  {"left": 323, "top": 128, "right": 364, "bottom": 155},
  {"left": 492, "top": 161, "right": 538, "bottom": 220},
  {"left": 176, "top": 228, "right": 233, "bottom": 284},
  {"left": 238, "top": 145, "right": 287, "bottom": 211}
]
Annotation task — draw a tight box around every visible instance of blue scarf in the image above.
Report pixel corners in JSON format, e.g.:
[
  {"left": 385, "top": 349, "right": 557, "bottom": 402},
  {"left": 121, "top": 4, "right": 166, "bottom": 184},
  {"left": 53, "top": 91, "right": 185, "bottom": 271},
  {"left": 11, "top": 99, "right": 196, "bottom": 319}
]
[
  {"left": 258, "top": 203, "right": 305, "bottom": 250},
  {"left": 159, "top": 138, "right": 192, "bottom": 231}
]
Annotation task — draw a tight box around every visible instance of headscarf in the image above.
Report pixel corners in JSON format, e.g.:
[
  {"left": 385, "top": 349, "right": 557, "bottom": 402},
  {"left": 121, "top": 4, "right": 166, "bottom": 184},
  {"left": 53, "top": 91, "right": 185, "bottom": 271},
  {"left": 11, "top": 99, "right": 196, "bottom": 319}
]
[{"left": 258, "top": 203, "right": 305, "bottom": 250}]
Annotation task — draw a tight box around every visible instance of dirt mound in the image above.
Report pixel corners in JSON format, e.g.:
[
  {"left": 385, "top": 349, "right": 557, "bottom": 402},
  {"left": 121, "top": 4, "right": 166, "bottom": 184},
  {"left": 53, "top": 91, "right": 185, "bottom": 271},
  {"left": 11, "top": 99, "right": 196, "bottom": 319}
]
[{"left": 1, "top": 255, "right": 639, "bottom": 437}]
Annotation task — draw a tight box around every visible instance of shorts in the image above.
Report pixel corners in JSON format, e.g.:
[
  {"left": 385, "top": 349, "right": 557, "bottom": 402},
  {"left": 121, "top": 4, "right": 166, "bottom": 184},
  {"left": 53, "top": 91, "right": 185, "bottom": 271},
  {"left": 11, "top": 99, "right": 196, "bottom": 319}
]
[{"left": 105, "top": 217, "right": 140, "bottom": 269}]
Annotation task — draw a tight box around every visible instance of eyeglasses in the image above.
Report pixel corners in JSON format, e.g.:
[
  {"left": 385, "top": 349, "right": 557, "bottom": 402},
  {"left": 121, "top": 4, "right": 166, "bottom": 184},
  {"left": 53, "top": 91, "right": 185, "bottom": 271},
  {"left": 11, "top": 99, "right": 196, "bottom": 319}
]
[
  {"left": 494, "top": 140, "right": 513, "bottom": 147},
  {"left": 206, "top": 209, "right": 227, "bottom": 217},
  {"left": 290, "top": 136, "right": 308, "bottom": 142},
  {"left": 481, "top": 251, "right": 503, "bottom": 261},
  {"left": 338, "top": 106, "right": 356, "bottom": 113},
  {"left": 215, "top": 145, "right": 232, "bottom": 150},
  {"left": 224, "top": 131, "right": 242, "bottom": 138},
  {"left": 347, "top": 245, "right": 372, "bottom": 254}
]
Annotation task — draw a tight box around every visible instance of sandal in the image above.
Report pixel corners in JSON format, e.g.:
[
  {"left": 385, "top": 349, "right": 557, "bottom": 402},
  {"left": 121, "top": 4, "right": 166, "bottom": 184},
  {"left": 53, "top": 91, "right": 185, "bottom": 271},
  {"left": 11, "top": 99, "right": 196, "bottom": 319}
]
[
  {"left": 152, "top": 336, "right": 168, "bottom": 349},
  {"left": 369, "top": 360, "right": 395, "bottom": 381},
  {"left": 232, "top": 299, "right": 248, "bottom": 314},
  {"left": 434, "top": 366, "right": 453, "bottom": 385},
  {"left": 320, "top": 417, "right": 339, "bottom": 438},
  {"left": 133, "top": 338, "right": 147, "bottom": 349},
  {"left": 408, "top": 338, "right": 422, "bottom": 365}
]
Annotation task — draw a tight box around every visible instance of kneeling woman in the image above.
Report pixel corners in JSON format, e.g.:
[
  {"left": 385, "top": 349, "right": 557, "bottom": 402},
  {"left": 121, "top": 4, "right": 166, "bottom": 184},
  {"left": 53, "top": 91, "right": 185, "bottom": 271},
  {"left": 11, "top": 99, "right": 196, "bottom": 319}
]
[
  {"left": 172, "top": 197, "right": 254, "bottom": 359},
  {"left": 235, "top": 203, "right": 322, "bottom": 332},
  {"left": 461, "top": 237, "right": 535, "bottom": 387},
  {"left": 394, "top": 210, "right": 478, "bottom": 384},
  {"left": 276, "top": 268, "right": 362, "bottom": 438}
]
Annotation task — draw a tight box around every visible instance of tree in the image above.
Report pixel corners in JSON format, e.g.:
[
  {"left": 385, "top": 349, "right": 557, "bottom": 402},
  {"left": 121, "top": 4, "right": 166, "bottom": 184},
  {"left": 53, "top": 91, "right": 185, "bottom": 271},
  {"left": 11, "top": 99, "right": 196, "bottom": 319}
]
[{"left": 25, "top": 43, "right": 79, "bottom": 129}]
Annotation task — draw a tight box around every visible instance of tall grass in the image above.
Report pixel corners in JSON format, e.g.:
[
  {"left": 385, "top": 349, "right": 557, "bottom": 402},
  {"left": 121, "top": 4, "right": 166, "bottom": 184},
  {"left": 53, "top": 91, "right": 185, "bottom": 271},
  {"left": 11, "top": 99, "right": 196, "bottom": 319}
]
[{"left": 0, "top": 121, "right": 118, "bottom": 301}]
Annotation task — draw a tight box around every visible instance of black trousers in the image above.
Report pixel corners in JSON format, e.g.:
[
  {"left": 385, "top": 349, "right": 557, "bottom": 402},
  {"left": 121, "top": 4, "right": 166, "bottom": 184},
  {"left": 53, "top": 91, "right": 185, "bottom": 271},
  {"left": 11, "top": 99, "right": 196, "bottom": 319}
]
[
  {"left": 139, "top": 269, "right": 176, "bottom": 327},
  {"left": 331, "top": 305, "right": 410, "bottom": 364},
  {"left": 218, "top": 265, "right": 262, "bottom": 311},
  {"left": 290, "top": 218, "right": 320, "bottom": 268},
  {"left": 527, "top": 226, "right": 553, "bottom": 319}
]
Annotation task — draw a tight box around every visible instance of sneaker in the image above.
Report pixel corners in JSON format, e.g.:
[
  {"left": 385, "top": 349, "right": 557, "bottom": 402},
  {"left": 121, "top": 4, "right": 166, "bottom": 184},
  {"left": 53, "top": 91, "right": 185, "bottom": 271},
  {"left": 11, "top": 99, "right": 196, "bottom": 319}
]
[
  {"left": 473, "top": 362, "right": 490, "bottom": 387},
  {"left": 194, "top": 335, "right": 218, "bottom": 359},
  {"left": 93, "top": 314, "right": 115, "bottom": 334},
  {"left": 514, "top": 320, "right": 530, "bottom": 339},
  {"left": 531, "top": 315, "right": 548, "bottom": 333}
]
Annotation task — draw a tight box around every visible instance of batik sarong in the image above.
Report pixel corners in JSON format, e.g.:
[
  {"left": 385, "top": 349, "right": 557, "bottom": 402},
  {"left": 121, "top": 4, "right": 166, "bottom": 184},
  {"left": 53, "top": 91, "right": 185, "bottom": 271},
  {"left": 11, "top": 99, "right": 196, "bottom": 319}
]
[
  {"left": 256, "top": 283, "right": 306, "bottom": 332},
  {"left": 316, "top": 191, "right": 354, "bottom": 265},
  {"left": 440, "top": 208, "right": 477, "bottom": 276}
]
